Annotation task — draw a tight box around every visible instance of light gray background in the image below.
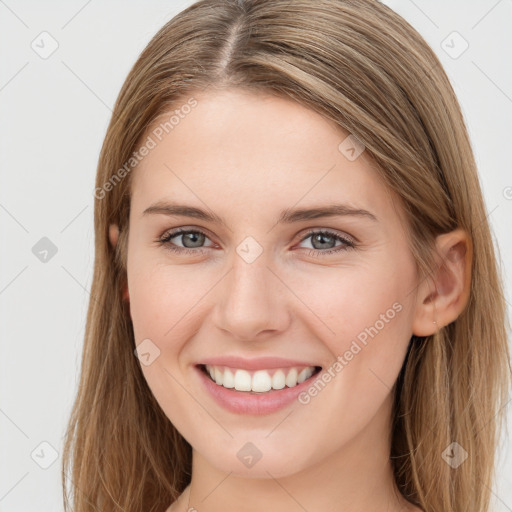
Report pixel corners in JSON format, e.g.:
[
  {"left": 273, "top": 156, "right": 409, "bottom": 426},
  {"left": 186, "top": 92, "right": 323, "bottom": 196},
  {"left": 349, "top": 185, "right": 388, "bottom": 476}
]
[{"left": 0, "top": 1, "right": 511, "bottom": 510}]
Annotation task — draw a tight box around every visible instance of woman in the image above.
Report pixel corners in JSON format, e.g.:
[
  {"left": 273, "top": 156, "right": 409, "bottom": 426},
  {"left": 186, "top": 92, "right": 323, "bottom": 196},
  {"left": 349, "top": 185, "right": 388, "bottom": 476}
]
[{"left": 62, "top": 1, "right": 511, "bottom": 511}]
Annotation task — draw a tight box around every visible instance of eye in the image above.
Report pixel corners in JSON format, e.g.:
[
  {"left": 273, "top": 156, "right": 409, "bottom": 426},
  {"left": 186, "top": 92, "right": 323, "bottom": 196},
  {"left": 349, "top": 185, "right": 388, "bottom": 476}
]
[
  {"left": 158, "top": 228, "right": 215, "bottom": 255},
  {"left": 297, "top": 229, "right": 356, "bottom": 257},
  {"left": 158, "top": 227, "right": 357, "bottom": 257}
]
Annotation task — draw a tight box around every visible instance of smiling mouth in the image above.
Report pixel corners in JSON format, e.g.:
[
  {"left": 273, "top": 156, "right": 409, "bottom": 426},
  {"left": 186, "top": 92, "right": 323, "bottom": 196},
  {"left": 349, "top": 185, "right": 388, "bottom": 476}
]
[{"left": 198, "top": 364, "right": 322, "bottom": 394}]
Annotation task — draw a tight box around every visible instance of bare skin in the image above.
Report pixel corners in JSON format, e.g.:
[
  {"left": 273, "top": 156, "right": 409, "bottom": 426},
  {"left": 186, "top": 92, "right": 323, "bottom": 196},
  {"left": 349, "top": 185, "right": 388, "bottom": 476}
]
[{"left": 109, "top": 88, "right": 470, "bottom": 512}]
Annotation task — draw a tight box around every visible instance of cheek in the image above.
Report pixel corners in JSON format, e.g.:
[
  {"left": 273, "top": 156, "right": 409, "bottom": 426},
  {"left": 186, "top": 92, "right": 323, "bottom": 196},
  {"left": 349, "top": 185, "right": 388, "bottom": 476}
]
[
  {"left": 298, "top": 256, "right": 416, "bottom": 387},
  {"left": 128, "top": 256, "right": 214, "bottom": 341},
  {"left": 287, "top": 265, "right": 415, "bottom": 444},
  {"left": 126, "top": 257, "right": 209, "bottom": 433},
  {"left": 293, "top": 262, "right": 410, "bottom": 341}
]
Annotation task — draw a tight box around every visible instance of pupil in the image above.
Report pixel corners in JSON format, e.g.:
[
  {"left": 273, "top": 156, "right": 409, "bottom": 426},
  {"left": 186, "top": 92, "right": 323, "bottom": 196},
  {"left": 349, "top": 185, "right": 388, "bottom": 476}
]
[
  {"left": 184, "top": 232, "right": 204, "bottom": 248},
  {"left": 314, "top": 233, "right": 334, "bottom": 249}
]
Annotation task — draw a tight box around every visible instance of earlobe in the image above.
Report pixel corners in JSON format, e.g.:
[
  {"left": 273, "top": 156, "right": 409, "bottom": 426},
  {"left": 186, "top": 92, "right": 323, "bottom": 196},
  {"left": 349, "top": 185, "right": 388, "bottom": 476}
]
[
  {"left": 412, "top": 228, "right": 472, "bottom": 337},
  {"left": 109, "top": 224, "right": 120, "bottom": 249}
]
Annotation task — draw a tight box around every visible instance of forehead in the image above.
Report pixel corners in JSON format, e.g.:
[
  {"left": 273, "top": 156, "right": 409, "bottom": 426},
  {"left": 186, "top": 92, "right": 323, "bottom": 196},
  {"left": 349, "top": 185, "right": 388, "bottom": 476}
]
[{"left": 130, "top": 88, "right": 398, "bottom": 223}]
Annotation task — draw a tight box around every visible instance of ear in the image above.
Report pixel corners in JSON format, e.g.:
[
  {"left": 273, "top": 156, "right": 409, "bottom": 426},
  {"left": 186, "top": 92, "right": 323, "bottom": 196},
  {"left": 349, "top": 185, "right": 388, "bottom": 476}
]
[
  {"left": 108, "top": 223, "right": 130, "bottom": 303},
  {"left": 109, "top": 223, "right": 120, "bottom": 249},
  {"left": 412, "top": 228, "right": 472, "bottom": 336}
]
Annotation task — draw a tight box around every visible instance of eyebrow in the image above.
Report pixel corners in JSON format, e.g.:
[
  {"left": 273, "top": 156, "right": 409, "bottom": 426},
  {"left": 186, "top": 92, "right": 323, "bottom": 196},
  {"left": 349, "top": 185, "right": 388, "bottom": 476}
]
[{"left": 142, "top": 201, "right": 378, "bottom": 225}]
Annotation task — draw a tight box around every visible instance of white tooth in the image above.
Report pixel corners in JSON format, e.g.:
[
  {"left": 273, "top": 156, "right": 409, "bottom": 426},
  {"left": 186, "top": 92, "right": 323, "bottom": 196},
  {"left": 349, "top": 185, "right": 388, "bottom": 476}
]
[
  {"left": 207, "top": 365, "right": 215, "bottom": 380},
  {"left": 272, "top": 370, "right": 286, "bottom": 390},
  {"left": 297, "top": 367, "right": 313, "bottom": 384},
  {"left": 214, "top": 367, "right": 224, "bottom": 385},
  {"left": 252, "top": 370, "right": 272, "bottom": 392},
  {"left": 285, "top": 368, "right": 298, "bottom": 387},
  {"left": 223, "top": 368, "right": 235, "bottom": 388},
  {"left": 234, "top": 369, "right": 252, "bottom": 391}
]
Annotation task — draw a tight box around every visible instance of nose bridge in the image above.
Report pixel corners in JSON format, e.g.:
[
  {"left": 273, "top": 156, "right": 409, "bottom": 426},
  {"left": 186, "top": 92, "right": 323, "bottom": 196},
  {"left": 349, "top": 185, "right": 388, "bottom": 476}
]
[
  {"left": 230, "top": 248, "right": 271, "bottom": 303},
  {"left": 213, "top": 240, "right": 289, "bottom": 339}
]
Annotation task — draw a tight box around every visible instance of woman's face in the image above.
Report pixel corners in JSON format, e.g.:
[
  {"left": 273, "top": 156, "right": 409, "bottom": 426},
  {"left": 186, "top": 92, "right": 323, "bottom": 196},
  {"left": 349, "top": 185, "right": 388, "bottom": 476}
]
[{"left": 123, "top": 88, "right": 419, "bottom": 478}]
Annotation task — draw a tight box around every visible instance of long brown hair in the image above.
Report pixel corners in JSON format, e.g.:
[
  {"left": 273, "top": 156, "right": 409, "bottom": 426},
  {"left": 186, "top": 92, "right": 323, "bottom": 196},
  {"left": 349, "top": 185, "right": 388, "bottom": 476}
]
[{"left": 62, "top": 1, "right": 511, "bottom": 510}]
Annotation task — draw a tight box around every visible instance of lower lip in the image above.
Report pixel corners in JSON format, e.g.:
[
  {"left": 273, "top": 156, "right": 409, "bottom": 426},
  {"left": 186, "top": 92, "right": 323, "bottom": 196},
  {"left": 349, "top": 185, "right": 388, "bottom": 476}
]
[{"left": 195, "top": 366, "right": 320, "bottom": 415}]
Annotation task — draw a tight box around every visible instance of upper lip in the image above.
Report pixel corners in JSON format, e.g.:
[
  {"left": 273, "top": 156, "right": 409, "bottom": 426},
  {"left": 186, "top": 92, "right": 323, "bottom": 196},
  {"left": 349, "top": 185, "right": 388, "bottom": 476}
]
[{"left": 197, "top": 356, "right": 321, "bottom": 371}]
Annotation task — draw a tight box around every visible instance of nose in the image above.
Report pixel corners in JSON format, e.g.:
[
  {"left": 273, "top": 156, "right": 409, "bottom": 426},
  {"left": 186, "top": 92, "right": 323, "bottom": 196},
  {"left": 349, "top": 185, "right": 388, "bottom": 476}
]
[{"left": 212, "top": 252, "right": 291, "bottom": 342}]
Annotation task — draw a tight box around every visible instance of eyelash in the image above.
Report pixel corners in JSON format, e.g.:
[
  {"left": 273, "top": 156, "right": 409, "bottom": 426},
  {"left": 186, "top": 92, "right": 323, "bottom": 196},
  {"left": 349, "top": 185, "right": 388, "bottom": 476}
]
[{"left": 158, "top": 228, "right": 356, "bottom": 257}]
